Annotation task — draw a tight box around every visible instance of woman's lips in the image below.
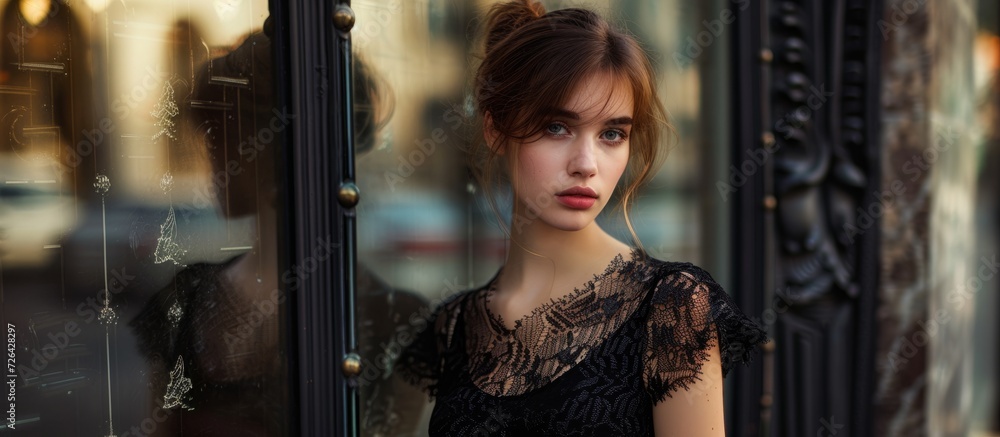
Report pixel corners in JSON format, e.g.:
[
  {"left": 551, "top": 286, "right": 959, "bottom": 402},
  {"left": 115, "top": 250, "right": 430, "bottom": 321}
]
[
  {"left": 556, "top": 195, "right": 597, "bottom": 209},
  {"left": 555, "top": 187, "right": 598, "bottom": 210}
]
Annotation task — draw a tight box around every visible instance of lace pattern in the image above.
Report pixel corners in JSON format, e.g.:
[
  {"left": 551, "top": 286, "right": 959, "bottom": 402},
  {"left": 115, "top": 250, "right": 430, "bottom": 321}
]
[
  {"left": 643, "top": 262, "right": 769, "bottom": 403},
  {"left": 468, "top": 249, "right": 654, "bottom": 397},
  {"left": 394, "top": 251, "right": 769, "bottom": 406}
]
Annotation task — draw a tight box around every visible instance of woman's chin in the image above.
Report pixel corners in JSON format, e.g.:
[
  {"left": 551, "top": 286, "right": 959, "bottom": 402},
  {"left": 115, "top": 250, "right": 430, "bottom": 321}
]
[{"left": 538, "top": 214, "right": 599, "bottom": 233}]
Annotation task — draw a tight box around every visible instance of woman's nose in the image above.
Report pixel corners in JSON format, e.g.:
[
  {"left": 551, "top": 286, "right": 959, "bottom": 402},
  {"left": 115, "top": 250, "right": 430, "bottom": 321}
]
[{"left": 567, "top": 139, "right": 598, "bottom": 178}]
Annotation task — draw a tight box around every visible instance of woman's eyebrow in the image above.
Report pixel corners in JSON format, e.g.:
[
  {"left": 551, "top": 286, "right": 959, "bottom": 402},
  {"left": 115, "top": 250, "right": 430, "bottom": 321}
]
[
  {"left": 546, "top": 108, "right": 633, "bottom": 126},
  {"left": 605, "top": 117, "right": 633, "bottom": 126},
  {"left": 546, "top": 108, "right": 580, "bottom": 120}
]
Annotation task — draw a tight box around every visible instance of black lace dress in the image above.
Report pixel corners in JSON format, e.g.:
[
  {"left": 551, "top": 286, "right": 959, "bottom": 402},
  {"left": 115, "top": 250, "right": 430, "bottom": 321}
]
[{"left": 395, "top": 249, "right": 770, "bottom": 436}]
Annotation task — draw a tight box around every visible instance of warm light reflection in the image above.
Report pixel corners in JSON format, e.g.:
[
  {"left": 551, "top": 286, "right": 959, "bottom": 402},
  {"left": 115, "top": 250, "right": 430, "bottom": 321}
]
[
  {"left": 82, "top": 0, "right": 110, "bottom": 13},
  {"left": 975, "top": 32, "right": 999, "bottom": 91},
  {"left": 17, "top": 0, "right": 48, "bottom": 25}
]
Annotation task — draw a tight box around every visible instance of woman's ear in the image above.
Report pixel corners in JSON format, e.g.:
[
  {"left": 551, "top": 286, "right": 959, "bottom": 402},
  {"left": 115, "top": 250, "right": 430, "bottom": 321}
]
[{"left": 484, "top": 112, "right": 504, "bottom": 156}]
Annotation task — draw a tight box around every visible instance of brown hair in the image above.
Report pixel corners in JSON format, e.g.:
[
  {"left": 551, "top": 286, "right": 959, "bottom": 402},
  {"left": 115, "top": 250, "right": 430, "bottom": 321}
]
[{"left": 471, "top": 0, "right": 671, "bottom": 253}]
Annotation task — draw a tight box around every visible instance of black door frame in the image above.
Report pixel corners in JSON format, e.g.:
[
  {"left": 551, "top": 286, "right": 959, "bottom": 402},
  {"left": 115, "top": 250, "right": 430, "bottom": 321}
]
[{"left": 278, "top": 0, "right": 359, "bottom": 435}]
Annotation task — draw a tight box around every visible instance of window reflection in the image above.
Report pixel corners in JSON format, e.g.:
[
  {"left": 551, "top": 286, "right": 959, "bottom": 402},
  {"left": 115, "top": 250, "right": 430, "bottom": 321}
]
[{"left": 0, "top": 0, "right": 287, "bottom": 435}]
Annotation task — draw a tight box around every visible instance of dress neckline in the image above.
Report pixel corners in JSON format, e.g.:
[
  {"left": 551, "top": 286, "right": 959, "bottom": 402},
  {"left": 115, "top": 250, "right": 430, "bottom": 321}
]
[{"left": 480, "top": 246, "right": 643, "bottom": 334}]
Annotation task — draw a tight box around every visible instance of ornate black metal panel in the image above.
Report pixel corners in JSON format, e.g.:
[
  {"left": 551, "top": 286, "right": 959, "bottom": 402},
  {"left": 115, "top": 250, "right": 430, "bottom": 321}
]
[{"left": 733, "top": 0, "right": 882, "bottom": 435}]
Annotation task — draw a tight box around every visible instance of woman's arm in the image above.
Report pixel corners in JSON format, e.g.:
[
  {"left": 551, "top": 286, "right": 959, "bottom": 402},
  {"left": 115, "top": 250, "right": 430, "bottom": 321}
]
[{"left": 652, "top": 336, "right": 726, "bottom": 437}]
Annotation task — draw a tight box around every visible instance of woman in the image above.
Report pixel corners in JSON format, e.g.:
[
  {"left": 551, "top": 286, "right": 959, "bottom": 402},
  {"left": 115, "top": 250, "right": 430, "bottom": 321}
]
[{"left": 396, "top": 1, "right": 769, "bottom": 435}]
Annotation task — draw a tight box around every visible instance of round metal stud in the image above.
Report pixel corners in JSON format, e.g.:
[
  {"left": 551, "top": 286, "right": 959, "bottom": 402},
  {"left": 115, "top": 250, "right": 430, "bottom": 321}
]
[
  {"left": 333, "top": 4, "right": 356, "bottom": 33},
  {"left": 761, "top": 131, "right": 776, "bottom": 149},
  {"left": 763, "top": 195, "right": 777, "bottom": 210},
  {"left": 342, "top": 352, "right": 362, "bottom": 378},
  {"left": 338, "top": 182, "right": 360, "bottom": 208},
  {"left": 760, "top": 393, "right": 773, "bottom": 407},
  {"left": 760, "top": 48, "right": 774, "bottom": 63}
]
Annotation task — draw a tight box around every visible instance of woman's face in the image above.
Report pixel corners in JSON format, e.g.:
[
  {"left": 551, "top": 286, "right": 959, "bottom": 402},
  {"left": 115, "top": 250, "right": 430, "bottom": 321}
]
[{"left": 507, "top": 72, "right": 633, "bottom": 233}]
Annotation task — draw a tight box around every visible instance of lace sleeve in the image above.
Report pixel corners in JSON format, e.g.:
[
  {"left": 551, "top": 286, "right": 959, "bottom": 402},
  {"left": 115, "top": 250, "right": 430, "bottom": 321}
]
[
  {"left": 643, "top": 264, "right": 769, "bottom": 404},
  {"left": 394, "top": 293, "right": 465, "bottom": 400}
]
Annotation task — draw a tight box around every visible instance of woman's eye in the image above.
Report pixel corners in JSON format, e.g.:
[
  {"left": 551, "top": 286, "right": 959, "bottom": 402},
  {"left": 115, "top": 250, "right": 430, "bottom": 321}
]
[
  {"left": 546, "top": 123, "right": 569, "bottom": 135},
  {"left": 601, "top": 130, "right": 627, "bottom": 142}
]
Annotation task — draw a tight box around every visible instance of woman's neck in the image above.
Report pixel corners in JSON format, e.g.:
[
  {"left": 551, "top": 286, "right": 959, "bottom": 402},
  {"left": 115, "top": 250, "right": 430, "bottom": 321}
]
[{"left": 499, "top": 219, "right": 631, "bottom": 297}]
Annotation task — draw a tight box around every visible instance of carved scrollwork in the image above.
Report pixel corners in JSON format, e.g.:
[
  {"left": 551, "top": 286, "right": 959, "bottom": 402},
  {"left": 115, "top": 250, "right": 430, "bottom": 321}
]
[{"left": 771, "top": 0, "right": 873, "bottom": 305}]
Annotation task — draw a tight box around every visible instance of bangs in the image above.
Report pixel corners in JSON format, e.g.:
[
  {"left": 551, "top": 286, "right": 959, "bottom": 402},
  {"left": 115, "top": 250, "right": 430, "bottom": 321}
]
[{"left": 506, "top": 67, "right": 636, "bottom": 142}]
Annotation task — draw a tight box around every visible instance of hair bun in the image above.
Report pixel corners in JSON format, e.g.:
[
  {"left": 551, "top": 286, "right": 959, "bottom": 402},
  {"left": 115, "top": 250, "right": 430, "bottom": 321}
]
[{"left": 483, "top": 0, "right": 545, "bottom": 54}]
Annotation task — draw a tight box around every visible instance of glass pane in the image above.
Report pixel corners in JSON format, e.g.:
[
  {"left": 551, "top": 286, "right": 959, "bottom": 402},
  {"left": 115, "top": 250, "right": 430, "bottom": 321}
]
[
  {"left": 352, "top": 0, "right": 730, "bottom": 435},
  {"left": 0, "top": 0, "right": 289, "bottom": 435}
]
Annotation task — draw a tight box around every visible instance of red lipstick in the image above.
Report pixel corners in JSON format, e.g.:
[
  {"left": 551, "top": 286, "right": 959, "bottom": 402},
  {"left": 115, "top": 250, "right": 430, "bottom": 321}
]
[{"left": 555, "top": 186, "right": 598, "bottom": 210}]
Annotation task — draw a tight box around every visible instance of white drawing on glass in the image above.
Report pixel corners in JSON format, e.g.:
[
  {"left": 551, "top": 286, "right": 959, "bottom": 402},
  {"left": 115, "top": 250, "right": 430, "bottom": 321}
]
[
  {"left": 151, "top": 81, "right": 179, "bottom": 141},
  {"left": 163, "top": 356, "right": 195, "bottom": 411},
  {"left": 95, "top": 174, "right": 114, "bottom": 321},
  {"left": 168, "top": 300, "right": 183, "bottom": 327},
  {"left": 94, "top": 174, "right": 111, "bottom": 196},
  {"left": 160, "top": 171, "right": 174, "bottom": 193},
  {"left": 95, "top": 174, "right": 117, "bottom": 437},
  {"left": 154, "top": 206, "right": 186, "bottom": 265},
  {"left": 98, "top": 306, "right": 118, "bottom": 324}
]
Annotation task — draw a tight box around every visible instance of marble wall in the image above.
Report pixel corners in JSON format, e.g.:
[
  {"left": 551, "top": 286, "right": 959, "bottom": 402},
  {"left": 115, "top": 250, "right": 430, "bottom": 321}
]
[
  {"left": 876, "top": 0, "right": 984, "bottom": 435},
  {"left": 876, "top": 0, "right": 932, "bottom": 434}
]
